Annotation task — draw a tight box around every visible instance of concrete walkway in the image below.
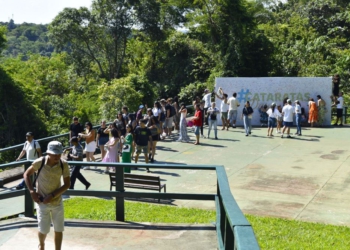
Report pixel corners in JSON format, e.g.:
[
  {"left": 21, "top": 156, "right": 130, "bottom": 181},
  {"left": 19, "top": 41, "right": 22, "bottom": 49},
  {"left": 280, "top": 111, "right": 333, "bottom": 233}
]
[{"left": 1, "top": 125, "right": 350, "bottom": 248}]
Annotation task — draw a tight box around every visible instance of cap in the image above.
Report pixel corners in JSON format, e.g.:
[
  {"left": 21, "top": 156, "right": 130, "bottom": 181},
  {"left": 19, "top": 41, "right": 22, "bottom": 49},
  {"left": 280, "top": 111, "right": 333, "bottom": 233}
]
[
  {"left": 287, "top": 99, "right": 291, "bottom": 103},
  {"left": 46, "top": 141, "right": 63, "bottom": 155},
  {"left": 204, "top": 89, "right": 209, "bottom": 93},
  {"left": 26, "top": 132, "right": 33, "bottom": 136},
  {"left": 70, "top": 136, "right": 78, "bottom": 143},
  {"left": 139, "top": 105, "right": 144, "bottom": 109},
  {"left": 294, "top": 100, "right": 299, "bottom": 103},
  {"left": 271, "top": 102, "right": 276, "bottom": 106},
  {"left": 160, "top": 99, "right": 166, "bottom": 103}
]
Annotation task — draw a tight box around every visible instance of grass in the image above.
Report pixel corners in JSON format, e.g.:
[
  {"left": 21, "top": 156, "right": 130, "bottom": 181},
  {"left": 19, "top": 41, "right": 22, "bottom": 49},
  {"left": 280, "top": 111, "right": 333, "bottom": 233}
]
[{"left": 64, "top": 198, "right": 350, "bottom": 249}]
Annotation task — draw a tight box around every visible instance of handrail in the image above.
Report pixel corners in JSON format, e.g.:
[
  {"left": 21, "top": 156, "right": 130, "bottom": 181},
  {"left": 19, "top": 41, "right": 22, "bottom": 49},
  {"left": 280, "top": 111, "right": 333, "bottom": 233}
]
[{"left": 0, "top": 160, "right": 260, "bottom": 249}]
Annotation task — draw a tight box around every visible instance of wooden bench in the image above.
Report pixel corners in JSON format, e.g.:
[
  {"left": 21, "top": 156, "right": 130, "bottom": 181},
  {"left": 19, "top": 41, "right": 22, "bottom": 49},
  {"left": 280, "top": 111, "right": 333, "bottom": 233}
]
[{"left": 109, "top": 173, "right": 166, "bottom": 202}]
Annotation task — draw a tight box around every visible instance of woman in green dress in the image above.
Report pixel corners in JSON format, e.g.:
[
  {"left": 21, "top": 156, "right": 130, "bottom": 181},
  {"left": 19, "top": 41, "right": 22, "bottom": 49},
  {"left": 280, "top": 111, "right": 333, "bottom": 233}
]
[{"left": 121, "top": 124, "right": 133, "bottom": 172}]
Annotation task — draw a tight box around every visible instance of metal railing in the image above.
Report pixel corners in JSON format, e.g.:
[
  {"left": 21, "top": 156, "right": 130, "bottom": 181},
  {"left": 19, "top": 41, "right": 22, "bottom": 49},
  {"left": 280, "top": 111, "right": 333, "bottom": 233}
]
[{"left": 0, "top": 159, "right": 259, "bottom": 250}]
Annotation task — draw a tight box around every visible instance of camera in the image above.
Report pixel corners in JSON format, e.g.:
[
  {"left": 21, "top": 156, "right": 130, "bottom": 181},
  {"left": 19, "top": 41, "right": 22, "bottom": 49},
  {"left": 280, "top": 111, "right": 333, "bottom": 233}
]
[{"left": 39, "top": 196, "right": 44, "bottom": 202}]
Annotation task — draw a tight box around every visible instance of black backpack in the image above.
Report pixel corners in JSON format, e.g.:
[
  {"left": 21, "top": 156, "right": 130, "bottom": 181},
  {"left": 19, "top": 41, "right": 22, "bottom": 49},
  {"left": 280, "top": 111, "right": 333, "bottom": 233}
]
[{"left": 33, "top": 156, "right": 64, "bottom": 188}]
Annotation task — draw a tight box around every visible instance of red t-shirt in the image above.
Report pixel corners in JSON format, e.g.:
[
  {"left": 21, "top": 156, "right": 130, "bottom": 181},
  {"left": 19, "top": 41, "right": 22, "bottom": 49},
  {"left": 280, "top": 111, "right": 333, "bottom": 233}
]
[{"left": 193, "top": 110, "right": 202, "bottom": 126}]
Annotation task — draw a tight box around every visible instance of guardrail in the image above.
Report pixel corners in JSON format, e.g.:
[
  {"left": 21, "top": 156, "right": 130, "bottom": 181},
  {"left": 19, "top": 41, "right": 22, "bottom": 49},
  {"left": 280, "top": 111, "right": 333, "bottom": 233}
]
[{"left": 0, "top": 160, "right": 259, "bottom": 250}]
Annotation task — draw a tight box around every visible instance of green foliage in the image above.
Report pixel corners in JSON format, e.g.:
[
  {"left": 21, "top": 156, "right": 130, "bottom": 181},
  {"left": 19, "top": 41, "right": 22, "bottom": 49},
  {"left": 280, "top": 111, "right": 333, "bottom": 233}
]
[
  {"left": 0, "top": 20, "right": 54, "bottom": 58},
  {"left": 98, "top": 74, "right": 154, "bottom": 120},
  {"left": 0, "top": 25, "right": 7, "bottom": 54},
  {"left": 0, "top": 66, "right": 47, "bottom": 149}
]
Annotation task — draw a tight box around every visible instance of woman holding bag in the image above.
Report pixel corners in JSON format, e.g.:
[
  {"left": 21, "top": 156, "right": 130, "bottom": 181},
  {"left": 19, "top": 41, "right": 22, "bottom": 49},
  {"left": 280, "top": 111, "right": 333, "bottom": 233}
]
[{"left": 242, "top": 101, "right": 254, "bottom": 136}]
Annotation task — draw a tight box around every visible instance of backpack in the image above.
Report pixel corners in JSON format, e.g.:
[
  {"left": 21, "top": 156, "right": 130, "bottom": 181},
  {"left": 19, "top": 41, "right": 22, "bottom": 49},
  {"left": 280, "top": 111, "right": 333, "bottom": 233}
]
[
  {"left": 170, "top": 105, "right": 176, "bottom": 117},
  {"left": 24, "top": 140, "right": 38, "bottom": 157},
  {"left": 33, "top": 156, "right": 63, "bottom": 188}
]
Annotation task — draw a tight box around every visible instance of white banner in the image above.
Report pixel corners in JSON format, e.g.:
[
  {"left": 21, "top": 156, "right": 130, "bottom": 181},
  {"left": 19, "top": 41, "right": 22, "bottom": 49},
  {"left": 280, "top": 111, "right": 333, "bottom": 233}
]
[{"left": 215, "top": 77, "right": 332, "bottom": 126}]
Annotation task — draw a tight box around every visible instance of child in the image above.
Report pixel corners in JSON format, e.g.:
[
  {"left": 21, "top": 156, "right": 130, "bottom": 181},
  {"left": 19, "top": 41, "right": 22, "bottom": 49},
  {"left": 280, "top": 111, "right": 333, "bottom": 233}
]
[
  {"left": 134, "top": 118, "right": 153, "bottom": 172},
  {"left": 259, "top": 104, "right": 268, "bottom": 127},
  {"left": 66, "top": 137, "right": 91, "bottom": 190},
  {"left": 276, "top": 105, "right": 283, "bottom": 133}
]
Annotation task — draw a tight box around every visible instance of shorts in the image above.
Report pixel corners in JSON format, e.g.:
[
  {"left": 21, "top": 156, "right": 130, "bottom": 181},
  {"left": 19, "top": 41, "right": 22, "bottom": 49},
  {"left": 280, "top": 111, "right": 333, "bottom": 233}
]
[
  {"left": 36, "top": 202, "right": 64, "bottom": 234},
  {"left": 228, "top": 110, "right": 238, "bottom": 121},
  {"left": 85, "top": 141, "right": 96, "bottom": 153},
  {"left": 337, "top": 108, "right": 343, "bottom": 118},
  {"left": 165, "top": 116, "right": 174, "bottom": 128},
  {"left": 268, "top": 117, "right": 277, "bottom": 128},
  {"left": 136, "top": 145, "right": 148, "bottom": 154},
  {"left": 98, "top": 136, "right": 109, "bottom": 146},
  {"left": 283, "top": 121, "right": 293, "bottom": 127},
  {"left": 221, "top": 111, "right": 228, "bottom": 119},
  {"left": 194, "top": 126, "right": 200, "bottom": 135}
]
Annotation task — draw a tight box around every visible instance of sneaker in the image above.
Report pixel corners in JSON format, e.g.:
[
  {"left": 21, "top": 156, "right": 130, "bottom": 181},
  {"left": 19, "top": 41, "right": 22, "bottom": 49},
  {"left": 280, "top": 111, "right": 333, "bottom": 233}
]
[
  {"left": 15, "top": 185, "right": 24, "bottom": 190},
  {"left": 245, "top": 134, "right": 248, "bottom": 136},
  {"left": 333, "top": 123, "right": 338, "bottom": 126},
  {"left": 150, "top": 158, "right": 154, "bottom": 163},
  {"left": 201, "top": 135, "right": 206, "bottom": 138},
  {"left": 287, "top": 135, "right": 292, "bottom": 138},
  {"left": 85, "top": 183, "right": 91, "bottom": 190},
  {"left": 281, "top": 134, "right": 284, "bottom": 138},
  {"left": 339, "top": 124, "right": 343, "bottom": 126},
  {"left": 215, "top": 137, "right": 218, "bottom": 140},
  {"left": 83, "top": 166, "right": 90, "bottom": 170}
]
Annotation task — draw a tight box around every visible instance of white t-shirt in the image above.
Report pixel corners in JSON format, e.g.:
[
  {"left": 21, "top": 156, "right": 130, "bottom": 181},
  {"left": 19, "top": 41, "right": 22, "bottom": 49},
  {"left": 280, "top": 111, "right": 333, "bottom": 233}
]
[
  {"left": 220, "top": 100, "right": 229, "bottom": 112},
  {"left": 337, "top": 96, "right": 344, "bottom": 109},
  {"left": 228, "top": 97, "right": 240, "bottom": 111},
  {"left": 23, "top": 140, "right": 41, "bottom": 160},
  {"left": 294, "top": 104, "right": 301, "bottom": 114},
  {"left": 202, "top": 93, "right": 212, "bottom": 108},
  {"left": 266, "top": 108, "right": 281, "bottom": 118},
  {"left": 152, "top": 108, "right": 161, "bottom": 117},
  {"left": 282, "top": 105, "right": 294, "bottom": 122}
]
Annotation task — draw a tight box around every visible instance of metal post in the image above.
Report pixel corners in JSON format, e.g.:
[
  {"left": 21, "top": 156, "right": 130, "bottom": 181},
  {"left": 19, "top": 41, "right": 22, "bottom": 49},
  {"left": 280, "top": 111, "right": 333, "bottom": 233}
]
[
  {"left": 343, "top": 106, "right": 347, "bottom": 124},
  {"left": 115, "top": 165, "right": 125, "bottom": 221},
  {"left": 24, "top": 162, "right": 34, "bottom": 217}
]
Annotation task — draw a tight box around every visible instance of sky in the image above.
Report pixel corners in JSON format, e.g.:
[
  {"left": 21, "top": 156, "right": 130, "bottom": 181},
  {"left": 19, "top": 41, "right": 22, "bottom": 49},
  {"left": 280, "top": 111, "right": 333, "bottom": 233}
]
[{"left": 0, "top": 0, "right": 92, "bottom": 24}]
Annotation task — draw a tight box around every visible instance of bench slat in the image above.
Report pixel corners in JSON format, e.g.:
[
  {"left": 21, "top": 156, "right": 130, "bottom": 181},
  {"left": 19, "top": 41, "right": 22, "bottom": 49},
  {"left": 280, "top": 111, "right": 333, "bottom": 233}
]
[
  {"left": 125, "top": 179, "right": 160, "bottom": 186},
  {"left": 124, "top": 173, "right": 160, "bottom": 181}
]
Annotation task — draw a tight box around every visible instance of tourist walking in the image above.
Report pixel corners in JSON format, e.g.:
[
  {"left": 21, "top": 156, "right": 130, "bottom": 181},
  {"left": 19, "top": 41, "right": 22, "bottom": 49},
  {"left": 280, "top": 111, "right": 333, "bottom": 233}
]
[
  {"left": 242, "top": 101, "right": 254, "bottom": 136},
  {"left": 15, "top": 132, "right": 42, "bottom": 190},
  {"left": 79, "top": 122, "right": 96, "bottom": 170},
  {"left": 176, "top": 103, "right": 190, "bottom": 142},
  {"left": 207, "top": 102, "right": 220, "bottom": 139},
  {"left": 266, "top": 103, "right": 281, "bottom": 137},
  {"left": 66, "top": 137, "right": 91, "bottom": 190},
  {"left": 202, "top": 89, "right": 212, "bottom": 125},
  {"left": 23, "top": 141, "right": 70, "bottom": 250}
]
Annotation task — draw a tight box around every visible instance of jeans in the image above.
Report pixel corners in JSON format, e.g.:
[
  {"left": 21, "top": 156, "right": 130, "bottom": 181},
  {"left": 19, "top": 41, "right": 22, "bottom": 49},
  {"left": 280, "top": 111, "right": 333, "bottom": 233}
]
[
  {"left": 243, "top": 116, "right": 252, "bottom": 135},
  {"left": 70, "top": 166, "right": 90, "bottom": 189},
  {"left": 295, "top": 113, "right": 302, "bottom": 135},
  {"left": 208, "top": 119, "right": 218, "bottom": 138}
]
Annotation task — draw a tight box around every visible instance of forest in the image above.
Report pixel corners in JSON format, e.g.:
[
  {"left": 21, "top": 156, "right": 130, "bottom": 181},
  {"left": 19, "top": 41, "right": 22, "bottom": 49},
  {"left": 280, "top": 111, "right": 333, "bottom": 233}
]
[{"left": 1, "top": 0, "right": 350, "bottom": 150}]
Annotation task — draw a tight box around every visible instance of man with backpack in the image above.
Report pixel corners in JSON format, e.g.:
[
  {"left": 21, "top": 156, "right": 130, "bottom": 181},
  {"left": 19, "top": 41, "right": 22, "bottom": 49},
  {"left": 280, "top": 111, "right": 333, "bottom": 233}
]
[
  {"left": 164, "top": 98, "right": 176, "bottom": 138},
  {"left": 24, "top": 141, "right": 70, "bottom": 250},
  {"left": 15, "top": 132, "right": 42, "bottom": 190}
]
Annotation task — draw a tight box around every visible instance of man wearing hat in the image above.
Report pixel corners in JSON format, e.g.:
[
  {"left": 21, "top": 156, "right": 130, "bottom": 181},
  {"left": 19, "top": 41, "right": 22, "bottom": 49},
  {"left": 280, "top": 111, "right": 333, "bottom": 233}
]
[
  {"left": 15, "top": 132, "right": 42, "bottom": 190},
  {"left": 202, "top": 89, "right": 212, "bottom": 126},
  {"left": 24, "top": 141, "right": 70, "bottom": 250},
  {"left": 281, "top": 99, "right": 295, "bottom": 138}
]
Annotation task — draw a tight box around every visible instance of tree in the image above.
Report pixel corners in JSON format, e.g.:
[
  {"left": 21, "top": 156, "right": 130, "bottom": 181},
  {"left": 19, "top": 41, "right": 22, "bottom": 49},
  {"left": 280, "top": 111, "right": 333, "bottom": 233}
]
[{"left": 0, "top": 26, "right": 7, "bottom": 54}]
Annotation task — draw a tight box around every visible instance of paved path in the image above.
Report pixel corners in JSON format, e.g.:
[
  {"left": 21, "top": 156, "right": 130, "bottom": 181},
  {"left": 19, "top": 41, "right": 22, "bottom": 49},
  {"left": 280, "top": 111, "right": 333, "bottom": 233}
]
[{"left": 2, "top": 125, "right": 350, "bottom": 226}]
